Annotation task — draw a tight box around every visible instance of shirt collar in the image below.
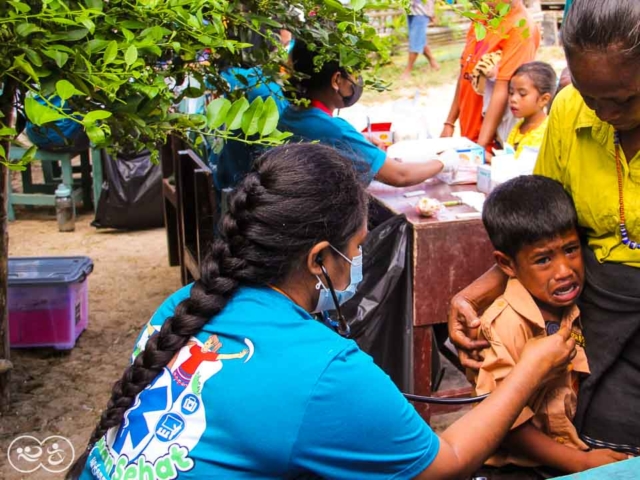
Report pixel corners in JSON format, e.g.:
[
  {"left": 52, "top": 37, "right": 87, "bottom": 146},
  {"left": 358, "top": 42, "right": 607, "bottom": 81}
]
[
  {"left": 310, "top": 99, "right": 333, "bottom": 117},
  {"left": 572, "top": 87, "right": 615, "bottom": 149},
  {"left": 503, "top": 278, "right": 581, "bottom": 330}
]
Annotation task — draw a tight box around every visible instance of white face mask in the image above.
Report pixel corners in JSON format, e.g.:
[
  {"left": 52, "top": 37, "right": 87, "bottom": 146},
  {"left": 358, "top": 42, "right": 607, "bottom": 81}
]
[{"left": 311, "top": 245, "right": 363, "bottom": 314}]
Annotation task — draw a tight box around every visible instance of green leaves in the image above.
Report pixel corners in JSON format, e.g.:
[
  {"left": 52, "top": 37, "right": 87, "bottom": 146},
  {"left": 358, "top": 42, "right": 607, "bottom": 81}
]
[
  {"left": 125, "top": 45, "right": 138, "bottom": 66},
  {"left": 0, "top": 0, "right": 409, "bottom": 158},
  {"left": 241, "top": 97, "right": 263, "bottom": 136},
  {"left": 203, "top": 96, "right": 281, "bottom": 138},
  {"left": 56, "top": 80, "right": 83, "bottom": 101},
  {"left": 474, "top": 22, "right": 487, "bottom": 41},
  {"left": 85, "top": 0, "right": 104, "bottom": 10},
  {"left": 103, "top": 40, "right": 118, "bottom": 66},
  {"left": 42, "top": 49, "right": 69, "bottom": 69},
  {"left": 82, "top": 110, "right": 113, "bottom": 126},
  {"left": 226, "top": 98, "right": 250, "bottom": 131},
  {"left": 350, "top": 0, "right": 366, "bottom": 11},
  {"left": 13, "top": 55, "right": 39, "bottom": 81},
  {"left": 0, "top": 127, "right": 17, "bottom": 137},
  {"left": 257, "top": 97, "right": 279, "bottom": 137},
  {"left": 16, "top": 23, "right": 45, "bottom": 37},
  {"left": 497, "top": 2, "right": 511, "bottom": 16},
  {"left": 206, "top": 97, "right": 232, "bottom": 130},
  {"left": 25, "top": 97, "right": 67, "bottom": 126}
]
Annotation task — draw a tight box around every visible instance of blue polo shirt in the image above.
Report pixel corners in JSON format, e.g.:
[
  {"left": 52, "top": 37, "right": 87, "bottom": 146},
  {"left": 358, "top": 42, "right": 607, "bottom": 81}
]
[
  {"left": 82, "top": 285, "right": 439, "bottom": 479},
  {"left": 278, "top": 106, "right": 387, "bottom": 182}
]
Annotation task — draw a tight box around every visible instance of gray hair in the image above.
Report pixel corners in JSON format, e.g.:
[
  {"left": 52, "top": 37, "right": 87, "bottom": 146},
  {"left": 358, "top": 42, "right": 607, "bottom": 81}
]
[{"left": 563, "top": 0, "right": 640, "bottom": 59}]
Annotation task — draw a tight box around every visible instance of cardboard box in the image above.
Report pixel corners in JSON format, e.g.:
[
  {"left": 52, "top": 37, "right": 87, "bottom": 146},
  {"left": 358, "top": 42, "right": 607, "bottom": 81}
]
[
  {"left": 362, "top": 122, "right": 393, "bottom": 147},
  {"left": 477, "top": 164, "right": 492, "bottom": 194}
]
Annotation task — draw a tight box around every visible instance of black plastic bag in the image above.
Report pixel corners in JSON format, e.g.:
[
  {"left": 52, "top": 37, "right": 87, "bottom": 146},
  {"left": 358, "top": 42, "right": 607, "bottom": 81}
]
[
  {"left": 341, "top": 214, "right": 413, "bottom": 390},
  {"left": 92, "top": 149, "right": 164, "bottom": 230}
]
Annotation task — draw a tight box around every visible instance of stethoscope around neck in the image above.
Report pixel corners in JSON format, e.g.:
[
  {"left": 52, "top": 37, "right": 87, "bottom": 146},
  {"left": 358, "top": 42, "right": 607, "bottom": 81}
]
[{"left": 316, "top": 260, "right": 489, "bottom": 406}]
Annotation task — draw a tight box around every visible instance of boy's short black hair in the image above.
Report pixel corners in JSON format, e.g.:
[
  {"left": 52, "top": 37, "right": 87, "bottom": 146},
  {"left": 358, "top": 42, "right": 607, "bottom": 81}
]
[{"left": 482, "top": 175, "right": 579, "bottom": 258}]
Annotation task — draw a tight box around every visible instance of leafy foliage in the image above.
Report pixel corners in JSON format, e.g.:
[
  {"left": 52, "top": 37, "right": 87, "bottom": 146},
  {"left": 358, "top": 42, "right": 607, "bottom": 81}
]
[
  {"left": 0, "top": 0, "right": 510, "bottom": 167},
  {"left": 0, "top": 0, "right": 398, "bottom": 165}
]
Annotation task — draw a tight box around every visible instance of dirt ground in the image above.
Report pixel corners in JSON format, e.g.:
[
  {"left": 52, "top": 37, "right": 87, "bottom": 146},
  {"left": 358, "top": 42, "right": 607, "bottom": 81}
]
[{"left": 0, "top": 211, "right": 181, "bottom": 479}]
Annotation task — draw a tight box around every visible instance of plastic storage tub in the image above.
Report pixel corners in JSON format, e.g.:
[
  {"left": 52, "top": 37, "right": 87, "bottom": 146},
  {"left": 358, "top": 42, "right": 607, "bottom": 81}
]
[{"left": 8, "top": 256, "right": 93, "bottom": 350}]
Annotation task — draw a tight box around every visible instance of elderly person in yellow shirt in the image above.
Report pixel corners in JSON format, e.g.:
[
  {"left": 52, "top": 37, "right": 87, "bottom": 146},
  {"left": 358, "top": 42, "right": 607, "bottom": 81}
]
[{"left": 448, "top": 0, "right": 640, "bottom": 458}]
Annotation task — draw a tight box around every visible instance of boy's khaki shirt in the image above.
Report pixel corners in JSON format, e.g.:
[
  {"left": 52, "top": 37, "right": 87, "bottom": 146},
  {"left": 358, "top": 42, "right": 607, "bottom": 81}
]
[{"left": 471, "top": 278, "right": 590, "bottom": 467}]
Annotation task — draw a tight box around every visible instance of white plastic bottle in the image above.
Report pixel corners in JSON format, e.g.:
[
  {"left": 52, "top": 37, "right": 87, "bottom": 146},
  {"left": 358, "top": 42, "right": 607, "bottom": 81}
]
[{"left": 55, "top": 184, "right": 75, "bottom": 232}]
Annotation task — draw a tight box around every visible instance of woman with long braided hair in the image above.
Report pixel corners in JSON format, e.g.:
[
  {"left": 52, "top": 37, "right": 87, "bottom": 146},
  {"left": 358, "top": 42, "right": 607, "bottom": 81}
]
[{"left": 71, "top": 143, "right": 574, "bottom": 479}]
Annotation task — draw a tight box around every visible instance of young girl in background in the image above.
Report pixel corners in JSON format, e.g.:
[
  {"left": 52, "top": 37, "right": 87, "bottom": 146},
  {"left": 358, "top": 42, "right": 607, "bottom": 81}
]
[{"left": 507, "top": 62, "right": 557, "bottom": 158}]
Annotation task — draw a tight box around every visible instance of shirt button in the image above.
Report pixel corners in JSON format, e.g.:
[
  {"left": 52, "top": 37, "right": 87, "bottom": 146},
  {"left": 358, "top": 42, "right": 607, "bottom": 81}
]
[
  {"left": 556, "top": 437, "right": 566, "bottom": 444},
  {"left": 496, "top": 300, "right": 506, "bottom": 308}
]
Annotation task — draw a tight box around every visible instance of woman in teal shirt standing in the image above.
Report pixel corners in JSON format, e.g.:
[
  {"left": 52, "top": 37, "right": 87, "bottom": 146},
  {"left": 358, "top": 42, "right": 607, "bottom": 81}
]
[{"left": 70, "top": 143, "right": 574, "bottom": 479}]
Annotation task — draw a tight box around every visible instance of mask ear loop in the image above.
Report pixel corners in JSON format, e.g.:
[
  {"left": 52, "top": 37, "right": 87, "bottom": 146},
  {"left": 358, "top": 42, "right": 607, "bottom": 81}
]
[{"left": 318, "top": 262, "right": 350, "bottom": 337}]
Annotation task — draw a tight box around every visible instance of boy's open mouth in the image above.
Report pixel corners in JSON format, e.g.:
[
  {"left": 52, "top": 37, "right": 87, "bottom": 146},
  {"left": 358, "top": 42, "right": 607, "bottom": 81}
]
[{"left": 552, "top": 282, "right": 580, "bottom": 302}]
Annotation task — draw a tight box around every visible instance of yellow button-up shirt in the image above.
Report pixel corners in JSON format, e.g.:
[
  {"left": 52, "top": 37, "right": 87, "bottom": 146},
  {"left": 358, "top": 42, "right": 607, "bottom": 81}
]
[{"left": 534, "top": 86, "right": 640, "bottom": 267}]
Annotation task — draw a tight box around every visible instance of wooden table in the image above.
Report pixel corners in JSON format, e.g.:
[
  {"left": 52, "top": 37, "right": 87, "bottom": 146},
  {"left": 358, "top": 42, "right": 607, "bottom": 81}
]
[{"left": 368, "top": 179, "right": 495, "bottom": 421}]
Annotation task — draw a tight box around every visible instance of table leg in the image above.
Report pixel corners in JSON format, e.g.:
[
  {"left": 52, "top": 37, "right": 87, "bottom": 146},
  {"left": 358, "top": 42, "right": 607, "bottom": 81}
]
[
  {"left": 20, "top": 164, "right": 34, "bottom": 193},
  {"left": 413, "top": 325, "right": 434, "bottom": 423},
  {"left": 60, "top": 157, "right": 73, "bottom": 188}
]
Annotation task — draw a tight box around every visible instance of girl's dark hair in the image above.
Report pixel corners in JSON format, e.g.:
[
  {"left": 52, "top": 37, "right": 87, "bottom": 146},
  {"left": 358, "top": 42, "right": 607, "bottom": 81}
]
[
  {"left": 563, "top": 0, "right": 640, "bottom": 59},
  {"left": 482, "top": 175, "right": 579, "bottom": 259},
  {"left": 512, "top": 61, "right": 558, "bottom": 98},
  {"left": 67, "top": 143, "right": 368, "bottom": 478},
  {"left": 288, "top": 40, "right": 347, "bottom": 99}
]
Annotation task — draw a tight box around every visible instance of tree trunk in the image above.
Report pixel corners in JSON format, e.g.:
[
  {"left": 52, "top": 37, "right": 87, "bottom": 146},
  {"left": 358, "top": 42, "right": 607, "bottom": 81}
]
[{"left": 0, "top": 78, "right": 16, "bottom": 412}]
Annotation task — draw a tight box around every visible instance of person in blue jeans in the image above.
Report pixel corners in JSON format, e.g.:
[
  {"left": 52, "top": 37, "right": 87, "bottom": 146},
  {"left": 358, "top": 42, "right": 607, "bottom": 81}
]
[
  {"left": 70, "top": 143, "right": 574, "bottom": 480},
  {"left": 402, "top": 0, "right": 440, "bottom": 79}
]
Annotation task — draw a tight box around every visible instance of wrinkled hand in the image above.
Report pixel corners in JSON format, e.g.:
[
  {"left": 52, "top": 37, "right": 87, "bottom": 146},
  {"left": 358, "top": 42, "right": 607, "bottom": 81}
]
[
  {"left": 441, "top": 124, "right": 455, "bottom": 138},
  {"left": 520, "top": 325, "right": 575, "bottom": 383},
  {"left": 448, "top": 294, "right": 490, "bottom": 370},
  {"left": 582, "top": 448, "right": 629, "bottom": 471}
]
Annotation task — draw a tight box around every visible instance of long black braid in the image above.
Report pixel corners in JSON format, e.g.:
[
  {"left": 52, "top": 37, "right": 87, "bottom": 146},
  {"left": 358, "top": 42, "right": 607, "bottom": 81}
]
[{"left": 67, "top": 143, "right": 368, "bottom": 478}]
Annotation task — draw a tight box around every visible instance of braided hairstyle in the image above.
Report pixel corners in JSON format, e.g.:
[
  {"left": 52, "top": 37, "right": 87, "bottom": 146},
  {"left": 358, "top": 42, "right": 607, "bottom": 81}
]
[{"left": 67, "top": 143, "right": 368, "bottom": 478}]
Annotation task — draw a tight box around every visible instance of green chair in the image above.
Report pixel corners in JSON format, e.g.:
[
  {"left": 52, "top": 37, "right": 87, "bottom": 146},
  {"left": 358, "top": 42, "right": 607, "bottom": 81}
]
[{"left": 8, "top": 147, "right": 103, "bottom": 221}]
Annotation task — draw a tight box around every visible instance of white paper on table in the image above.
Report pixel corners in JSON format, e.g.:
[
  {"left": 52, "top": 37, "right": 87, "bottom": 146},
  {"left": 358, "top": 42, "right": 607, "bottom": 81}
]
[
  {"left": 452, "top": 191, "right": 486, "bottom": 212},
  {"left": 387, "top": 138, "right": 481, "bottom": 163}
]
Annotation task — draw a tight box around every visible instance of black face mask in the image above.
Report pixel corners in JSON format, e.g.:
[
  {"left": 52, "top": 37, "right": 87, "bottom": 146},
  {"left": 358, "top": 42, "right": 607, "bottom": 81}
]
[{"left": 340, "top": 75, "right": 364, "bottom": 108}]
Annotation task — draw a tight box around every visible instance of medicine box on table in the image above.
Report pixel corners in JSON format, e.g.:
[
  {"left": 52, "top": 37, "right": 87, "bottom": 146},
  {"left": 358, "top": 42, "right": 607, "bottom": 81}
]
[
  {"left": 361, "top": 122, "right": 393, "bottom": 148},
  {"left": 8, "top": 256, "right": 94, "bottom": 350}
]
